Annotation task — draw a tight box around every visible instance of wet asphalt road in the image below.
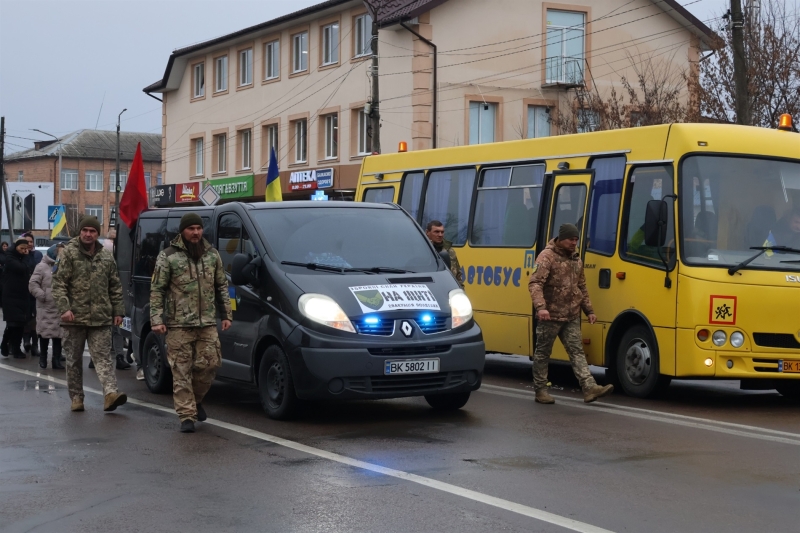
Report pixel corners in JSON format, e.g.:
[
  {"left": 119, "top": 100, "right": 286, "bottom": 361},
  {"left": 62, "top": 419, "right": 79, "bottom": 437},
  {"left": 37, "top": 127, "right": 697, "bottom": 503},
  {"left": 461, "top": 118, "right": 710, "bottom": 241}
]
[{"left": 1, "top": 349, "right": 799, "bottom": 533}]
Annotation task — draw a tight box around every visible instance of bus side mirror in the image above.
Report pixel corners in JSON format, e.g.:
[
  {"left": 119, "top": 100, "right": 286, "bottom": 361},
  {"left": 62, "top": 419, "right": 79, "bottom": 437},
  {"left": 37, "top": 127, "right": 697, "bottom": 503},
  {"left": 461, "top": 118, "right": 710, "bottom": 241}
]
[
  {"left": 439, "top": 249, "right": 451, "bottom": 269},
  {"left": 231, "top": 253, "right": 261, "bottom": 286},
  {"left": 644, "top": 200, "right": 668, "bottom": 247}
]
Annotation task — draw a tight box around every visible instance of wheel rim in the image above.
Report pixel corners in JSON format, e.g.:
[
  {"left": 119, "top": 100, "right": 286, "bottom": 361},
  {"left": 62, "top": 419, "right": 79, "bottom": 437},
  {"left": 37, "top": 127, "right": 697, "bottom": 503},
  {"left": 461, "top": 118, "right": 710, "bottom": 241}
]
[
  {"left": 624, "top": 338, "right": 651, "bottom": 385},
  {"left": 266, "top": 361, "right": 285, "bottom": 406},
  {"left": 147, "top": 345, "right": 161, "bottom": 382}
]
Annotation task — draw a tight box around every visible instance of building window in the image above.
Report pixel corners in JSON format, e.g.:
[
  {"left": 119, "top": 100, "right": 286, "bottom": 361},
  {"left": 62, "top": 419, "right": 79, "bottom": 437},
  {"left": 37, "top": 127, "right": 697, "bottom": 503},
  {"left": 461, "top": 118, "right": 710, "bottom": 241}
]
[
  {"left": 264, "top": 40, "right": 279, "bottom": 80},
  {"left": 86, "top": 170, "right": 103, "bottom": 191},
  {"left": 322, "top": 22, "right": 339, "bottom": 65},
  {"left": 357, "top": 108, "right": 371, "bottom": 155},
  {"left": 527, "top": 106, "right": 551, "bottom": 138},
  {"left": 61, "top": 169, "right": 78, "bottom": 190},
  {"left": 324, "top": 114, "right": 338, "bottom": 159},
  {"left": 264, "top": 124, "right": 278, "bottom": 162},
  {"left": 292, "top": 32, "right": 308, "bottom": 73},
  {"left": 469, "top": 101, "right": 496, "bottom": 144},
  {"left": 193, "top": 62, "right": 205, "bottom": 98},
  {"left": 215, "top": 55, "right": 228, "bottom": 92},
  {"left": 85, "top": 205, "right": 103, "bottom": 225},
  {"left": 156, "top": 172, "right": 163, "bottom": 186},
  {"left": 545, "top": 10, "right": 585, "bottom": 84},
  {"left": 239, "top": 129, "right": 252, "bottom": 170},
  {"left": 294, "top": 119, "right": 307, "bottom": 163},
  {"left": 194, "top": 138, "right": 204, "bottom": 176},
  {"left": 577, "top": 109, "right": 599, "bottom": 133},
  {"left": 17, "top": 170, "right": 23, "bottom": 182},
  {"left": 354, "top": 14, "right": 373, "bottom": 57},
  {"left": 144, "top": 172, "right": 151, "bottom": 188},
  {"left": 239, "top": 48, "right": 253, "bottom": 86},
  {"left": 110, "top": 171, "right": 127, "bottom": 192},
  {"left": 214, "top": 134, "right": 227, "bottom": 173}
]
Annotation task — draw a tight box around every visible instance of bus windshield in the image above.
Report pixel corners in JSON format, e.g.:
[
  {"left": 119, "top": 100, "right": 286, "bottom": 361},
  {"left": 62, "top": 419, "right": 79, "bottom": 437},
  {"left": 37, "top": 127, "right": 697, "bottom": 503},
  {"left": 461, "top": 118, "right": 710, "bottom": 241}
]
[
  {"left": 680, "top": 155, "right": 800, "bottom": 271},
  {"left": 251, "top": 206, "right": 439, "bottom": 273}
]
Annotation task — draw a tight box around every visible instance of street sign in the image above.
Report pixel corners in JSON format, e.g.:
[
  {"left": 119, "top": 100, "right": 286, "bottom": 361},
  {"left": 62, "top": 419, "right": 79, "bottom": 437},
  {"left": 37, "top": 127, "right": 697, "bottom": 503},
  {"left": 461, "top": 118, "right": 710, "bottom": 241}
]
[
  {"left": 47, "top": 205, "right": 61, "bottom": 223},
  {"left": 200, "top": 185, "right": 221, "bottom": 206}
]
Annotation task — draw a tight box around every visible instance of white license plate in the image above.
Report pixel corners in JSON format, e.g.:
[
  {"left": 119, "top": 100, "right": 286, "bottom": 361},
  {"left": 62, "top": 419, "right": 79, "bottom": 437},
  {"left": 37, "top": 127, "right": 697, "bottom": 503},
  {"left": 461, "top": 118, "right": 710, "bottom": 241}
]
[{"left": 384, "top": 358, "right": 439, "bottom": 375}]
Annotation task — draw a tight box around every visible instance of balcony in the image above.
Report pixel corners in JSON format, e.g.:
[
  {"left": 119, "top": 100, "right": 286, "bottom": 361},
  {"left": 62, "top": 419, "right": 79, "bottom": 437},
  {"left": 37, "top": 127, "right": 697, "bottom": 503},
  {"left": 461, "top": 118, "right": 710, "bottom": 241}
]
[{"left": 544, "top": 56, "right": 585, "bottom": 88}]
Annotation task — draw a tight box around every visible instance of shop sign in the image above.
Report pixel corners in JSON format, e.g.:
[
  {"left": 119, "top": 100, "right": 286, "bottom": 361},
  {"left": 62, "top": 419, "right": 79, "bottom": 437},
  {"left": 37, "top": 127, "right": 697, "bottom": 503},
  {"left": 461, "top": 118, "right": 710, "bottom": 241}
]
[
  {"left": 176, "top": 182, "right": 200, "bottom": 203},
  {"left": 150, "top": 185, "right": 175, "bottom": 206},
  {"left": 316, "top": 168, "right": 334, "bottom": 189},
  {"left": 289, "top": 168, "right": 334, "bottom": 191},
  {"left": 207, "top": 174, "right": 254, "bottom": 199}
]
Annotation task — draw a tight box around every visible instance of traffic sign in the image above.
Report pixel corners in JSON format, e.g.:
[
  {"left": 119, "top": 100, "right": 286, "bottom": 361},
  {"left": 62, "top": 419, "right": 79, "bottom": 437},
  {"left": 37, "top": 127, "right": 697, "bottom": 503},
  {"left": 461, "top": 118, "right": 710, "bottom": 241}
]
[
  {"left": 200, "top": 185, "right": 221, "bottom": 206},
  {"left": 48, "top": 205, "right": 62, "bottom": 223}
]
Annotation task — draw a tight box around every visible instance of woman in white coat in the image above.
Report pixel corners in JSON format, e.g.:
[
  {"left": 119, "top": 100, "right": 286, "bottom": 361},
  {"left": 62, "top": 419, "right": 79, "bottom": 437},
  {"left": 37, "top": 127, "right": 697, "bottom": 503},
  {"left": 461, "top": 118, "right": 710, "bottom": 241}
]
[{"left": 28, "top": 244, "right": 65, "bottom": 369}]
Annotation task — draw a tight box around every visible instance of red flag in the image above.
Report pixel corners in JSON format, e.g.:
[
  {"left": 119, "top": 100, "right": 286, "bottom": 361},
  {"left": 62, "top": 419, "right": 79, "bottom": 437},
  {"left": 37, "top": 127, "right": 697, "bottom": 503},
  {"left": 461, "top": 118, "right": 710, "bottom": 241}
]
[{"left": 119, "top": 142, "right": 149, "bottom": 227}]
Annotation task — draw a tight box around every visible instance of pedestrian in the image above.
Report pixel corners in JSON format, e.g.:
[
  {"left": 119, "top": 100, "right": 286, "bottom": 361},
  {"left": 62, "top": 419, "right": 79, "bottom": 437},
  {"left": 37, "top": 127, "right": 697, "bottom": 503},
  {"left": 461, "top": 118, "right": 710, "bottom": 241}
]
[
  {"left": 528, "top": 223, "right": 614, "bottom": 404},
  {"left": 425, "top": 220, "right": 464, "bottom": 288},
  {"left": 150, "top": 213, "right": 232, "bottom": 433},
  {"left": 21, "top": 232, "right": 42, "bottom": 358},
  {"left": 2, "top": 238, "right": 35, "bottom": 359},
  {"left": 52, "top": 215, "right": 127, "bottom": 413},
  {"left": 29, "top": 244, "right": 66, "bottom": 370}
]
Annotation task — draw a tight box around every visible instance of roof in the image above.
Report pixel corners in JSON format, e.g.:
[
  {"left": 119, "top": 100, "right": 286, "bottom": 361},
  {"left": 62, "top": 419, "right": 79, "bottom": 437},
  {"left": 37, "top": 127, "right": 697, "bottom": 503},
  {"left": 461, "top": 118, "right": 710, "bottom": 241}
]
[{"left": 6, "top": 129, "right": 162, "bottom": 163}]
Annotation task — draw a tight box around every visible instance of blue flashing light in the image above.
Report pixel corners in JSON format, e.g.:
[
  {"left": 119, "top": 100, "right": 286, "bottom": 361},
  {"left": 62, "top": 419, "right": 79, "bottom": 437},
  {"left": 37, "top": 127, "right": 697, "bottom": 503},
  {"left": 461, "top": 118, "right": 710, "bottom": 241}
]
[
  {"left": 420, "top": 313, "right": 433, "bottom": 323},
  {"left": 364, "top": 316, "right": 380, "bottom": 325}
]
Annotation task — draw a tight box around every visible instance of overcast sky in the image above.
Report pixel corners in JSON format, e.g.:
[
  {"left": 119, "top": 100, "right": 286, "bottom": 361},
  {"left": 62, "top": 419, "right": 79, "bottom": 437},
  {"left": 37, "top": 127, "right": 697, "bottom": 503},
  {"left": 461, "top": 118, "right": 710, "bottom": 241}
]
[{"left": 0, "top": 0, "right": 727, "bottom": 155}]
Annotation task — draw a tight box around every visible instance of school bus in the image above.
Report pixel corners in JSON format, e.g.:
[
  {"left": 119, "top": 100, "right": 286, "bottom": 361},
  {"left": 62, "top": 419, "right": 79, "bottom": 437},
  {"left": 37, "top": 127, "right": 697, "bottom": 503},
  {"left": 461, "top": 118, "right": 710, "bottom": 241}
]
[{"left": 356, "top": 119, "right": 800, "bottom": 399}]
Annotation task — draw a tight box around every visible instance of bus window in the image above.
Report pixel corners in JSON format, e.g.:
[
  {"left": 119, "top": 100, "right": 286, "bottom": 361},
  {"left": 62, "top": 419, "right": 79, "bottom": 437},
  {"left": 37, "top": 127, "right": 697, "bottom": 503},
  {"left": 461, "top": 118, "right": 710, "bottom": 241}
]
[
  {"left": 622, "top": 165, "right": 676, "bottom": 268},
  {"left": 399, "top": 172, "right": 424, "bottom": 220},
  {"left": 363, "top": 187, "right": 395, "bottom": 203},
  {"left": 471, "top": 164, "right": 544, "bottom": 247},
  {"left": 550, "top": 184, "right": 587, "bottom": 239},
  {"left": 587, "top": 156, "right": 625, "bottom": 255},
  {"left": 422, "top": 168, "right": 476, "bottom": 246}
]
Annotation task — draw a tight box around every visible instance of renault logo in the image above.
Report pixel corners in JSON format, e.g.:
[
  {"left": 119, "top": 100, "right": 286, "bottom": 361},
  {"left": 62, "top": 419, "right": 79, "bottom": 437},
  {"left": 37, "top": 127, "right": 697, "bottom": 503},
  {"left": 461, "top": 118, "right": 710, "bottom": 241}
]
[{"left": 400, "top": 321, "right": 414, "bottom": 337}]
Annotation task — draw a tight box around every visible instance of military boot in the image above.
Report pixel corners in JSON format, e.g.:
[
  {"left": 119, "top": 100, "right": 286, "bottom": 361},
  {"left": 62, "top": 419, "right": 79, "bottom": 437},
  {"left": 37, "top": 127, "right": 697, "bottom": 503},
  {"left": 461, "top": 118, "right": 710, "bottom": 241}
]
[
  {"left": 71, "top": 398, "right": 85, "bottom": 412},
  {"left": 180, "top": 420, "right": 195, "bottom": 433},
  {"left": 103, "top": 392, "right": 127, "bottom": 412},
  {"left": 583, "top": 384, "right": 614, "bottom": 403},
  {"left": 116, "top": 354, "right": 131, "bottom": 370},
  {"left": 535, "top": 390, "right": 555, "bottom": 404},
  {"left": 196, "top": 403, "right": 207, "bottom": 422}
]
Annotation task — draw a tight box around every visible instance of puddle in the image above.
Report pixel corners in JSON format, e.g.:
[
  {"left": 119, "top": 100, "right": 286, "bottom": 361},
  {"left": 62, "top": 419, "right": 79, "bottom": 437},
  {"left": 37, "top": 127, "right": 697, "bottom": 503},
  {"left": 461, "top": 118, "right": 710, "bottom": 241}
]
[{"left": 17, "top": 379, "right": 66, "bottom": 393}]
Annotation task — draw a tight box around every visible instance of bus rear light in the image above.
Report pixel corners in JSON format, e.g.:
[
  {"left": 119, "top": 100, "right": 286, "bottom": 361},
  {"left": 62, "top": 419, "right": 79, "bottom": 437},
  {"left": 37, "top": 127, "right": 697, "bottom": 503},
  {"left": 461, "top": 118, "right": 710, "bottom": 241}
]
[
  {"left": 697, "top": 329, "right": 710, "bottom": 342},
  {"left": 778, "top": 113, "right": 793, "bottom": 131}
]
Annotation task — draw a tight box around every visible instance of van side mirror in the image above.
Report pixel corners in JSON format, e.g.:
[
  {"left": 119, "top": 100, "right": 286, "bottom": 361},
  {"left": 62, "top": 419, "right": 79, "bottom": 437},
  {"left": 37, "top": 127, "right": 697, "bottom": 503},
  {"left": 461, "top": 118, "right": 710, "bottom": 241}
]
[
  {"left": 644, "top": 200, "right": 668, "bottom": 247},
  {"left": 231, "top": 253, "right": 261, "bottom": 286},
  {"left": 439, "top": 249, "right": 451, "bottom": 269}
]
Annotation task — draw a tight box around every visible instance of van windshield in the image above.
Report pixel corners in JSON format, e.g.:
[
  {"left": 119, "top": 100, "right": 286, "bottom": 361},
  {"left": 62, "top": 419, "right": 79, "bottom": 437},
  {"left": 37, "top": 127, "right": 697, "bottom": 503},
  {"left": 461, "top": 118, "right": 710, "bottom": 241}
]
[{"left": 252, "top": 207, "right": 439, "bottom": 273}]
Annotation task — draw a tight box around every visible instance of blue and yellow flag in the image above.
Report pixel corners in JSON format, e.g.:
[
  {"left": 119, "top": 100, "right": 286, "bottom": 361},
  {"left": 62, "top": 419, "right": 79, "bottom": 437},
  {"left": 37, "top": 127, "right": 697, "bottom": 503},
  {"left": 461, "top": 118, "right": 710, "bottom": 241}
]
[
  {"left": 763, "top": 230, "right": 777, "bottom": 257},
  {"left": 265, "top": 147, "right": 282, "bottom": 202},
  {"left": 50, "top": 206, "right": 66, "bottom": 239}
]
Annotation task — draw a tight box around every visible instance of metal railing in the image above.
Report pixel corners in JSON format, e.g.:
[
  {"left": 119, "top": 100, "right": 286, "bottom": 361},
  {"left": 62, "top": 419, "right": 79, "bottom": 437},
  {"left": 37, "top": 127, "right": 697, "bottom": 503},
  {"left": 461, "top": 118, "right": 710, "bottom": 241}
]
[{"left": 545, "top": 56, "right": 584, "bottom": 86}]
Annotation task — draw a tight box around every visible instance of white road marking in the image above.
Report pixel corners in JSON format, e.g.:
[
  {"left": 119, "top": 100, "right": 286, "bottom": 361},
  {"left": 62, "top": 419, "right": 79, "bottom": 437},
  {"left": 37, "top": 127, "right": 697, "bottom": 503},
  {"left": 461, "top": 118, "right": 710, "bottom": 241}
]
[
  {"left": 479, "top": 384, "right": 800, "bottom": 446},
  {"left": 0, "top": 363, "right": 613, "bottom": 533}
]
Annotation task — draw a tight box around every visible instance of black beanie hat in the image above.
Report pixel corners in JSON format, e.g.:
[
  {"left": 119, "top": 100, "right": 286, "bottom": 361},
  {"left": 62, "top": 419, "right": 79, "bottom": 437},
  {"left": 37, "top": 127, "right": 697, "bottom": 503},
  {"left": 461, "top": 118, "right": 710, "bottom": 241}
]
[
  {"left": 558, "top": 223, "right": 579, "bottom": 241},
  {"left": 14, "top": 237, "right": 28, "bottom": 249},
  {"left": 79, "top": 215, "right": 101, "bottom": 233},
  {"left": 179, "top": 213, "right": 203, "bottom": 232}
]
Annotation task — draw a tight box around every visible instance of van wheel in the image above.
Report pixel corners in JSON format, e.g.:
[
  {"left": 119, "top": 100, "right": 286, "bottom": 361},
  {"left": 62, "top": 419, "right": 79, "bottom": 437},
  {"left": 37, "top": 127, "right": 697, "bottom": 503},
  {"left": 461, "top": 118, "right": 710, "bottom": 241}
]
[
  {"left": 258, "top": 345, "right": 299, "bottom": 420},
  {"left": 143, "top": 331, "right": 172, "bottom": 394},
  {"left": 615, "top": 325, "right": 666, "bottom": 398},
  {"left": 424, "top": 392, "right": 471, "bottom": 410},
  {"left": 776, "top": 382, "right": 800, "bottom": 401}
]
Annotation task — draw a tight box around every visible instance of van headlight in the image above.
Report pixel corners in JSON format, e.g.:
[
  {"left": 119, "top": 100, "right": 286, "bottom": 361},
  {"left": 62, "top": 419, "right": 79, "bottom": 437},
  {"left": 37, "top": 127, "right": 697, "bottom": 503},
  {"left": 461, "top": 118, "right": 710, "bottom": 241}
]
[
  {"left": 449, "top": 289, "right": 473, "bottom": 328},
  {"left": 298, "top": 294, "right": 355, "bottom": 333}
]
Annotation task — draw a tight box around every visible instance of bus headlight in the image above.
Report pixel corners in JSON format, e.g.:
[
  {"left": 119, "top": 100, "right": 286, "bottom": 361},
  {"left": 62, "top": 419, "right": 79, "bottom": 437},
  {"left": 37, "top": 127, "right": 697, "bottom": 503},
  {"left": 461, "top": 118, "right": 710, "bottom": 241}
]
[
  {"left": 730, "top": 332, "right": 745, "bottom": 348},
  {"left": 298, "top": 294, "right": 355, "bottom": 333},
  {"left": 449, "top": 289, "right": 473, "bottom": 328},
  {"left": 712, "top": 330, "right": 727, "bottom": 346}
]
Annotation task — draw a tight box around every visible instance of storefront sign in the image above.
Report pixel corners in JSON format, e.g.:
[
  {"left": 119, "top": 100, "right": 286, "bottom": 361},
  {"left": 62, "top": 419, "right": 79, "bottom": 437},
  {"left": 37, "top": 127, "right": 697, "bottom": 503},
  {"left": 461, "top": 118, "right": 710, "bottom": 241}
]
[
  {"left": 207, "top": 175, "right": 254, "bottom": 199},
  {"left": 176, "top": 182, "right": 200, "bottom": 203},
  {"left": 315, "top": 168, "right": 334, "bottom": 189},
  {"left": 150, "top": 185, "right": 175, "bottom": 206},
  {"left": 289, "top": 168, "right": 334, "bottom": 191}
]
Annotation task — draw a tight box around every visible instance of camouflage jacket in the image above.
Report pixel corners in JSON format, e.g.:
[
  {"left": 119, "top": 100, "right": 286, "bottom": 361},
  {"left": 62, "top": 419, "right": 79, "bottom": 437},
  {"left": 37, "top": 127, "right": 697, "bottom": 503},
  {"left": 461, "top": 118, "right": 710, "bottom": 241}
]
[
  {"left": 150, "top": 236, "right": 232, "bottom": 328},
  {"left": 433, "top": 240, "right": 464, "bottom": 288},
  {"left": 527, "top": 239, "right": 593, "bottom": 322},
  {"left": 52, "top": 237, "right": 124, "bottom": 327}
]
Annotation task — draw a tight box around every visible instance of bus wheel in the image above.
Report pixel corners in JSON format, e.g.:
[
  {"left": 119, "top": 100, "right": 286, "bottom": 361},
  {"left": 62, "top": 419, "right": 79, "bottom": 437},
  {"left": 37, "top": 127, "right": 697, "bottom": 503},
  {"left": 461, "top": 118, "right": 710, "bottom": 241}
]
[
  {"left": 258, "top": 345, "right": 299, "bottom": 420},
  {"left": 616, "top": 325, "right": 663, "bottom": 398},
  {"left": 143, "top": 331, "right": 172, "bottom": 394},
  {"left": 776, "top": 382, "right": 800, "bottom": 401},
  {"left": 424, "top": 392, "right": 471, "bottom": 410}
]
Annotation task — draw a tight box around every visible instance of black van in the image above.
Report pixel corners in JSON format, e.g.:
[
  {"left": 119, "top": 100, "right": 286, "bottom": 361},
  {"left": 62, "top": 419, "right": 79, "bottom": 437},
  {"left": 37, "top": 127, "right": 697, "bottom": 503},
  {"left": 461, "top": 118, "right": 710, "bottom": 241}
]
[{"left": 117, "top": 201, "right": 485, "bottom": 419}]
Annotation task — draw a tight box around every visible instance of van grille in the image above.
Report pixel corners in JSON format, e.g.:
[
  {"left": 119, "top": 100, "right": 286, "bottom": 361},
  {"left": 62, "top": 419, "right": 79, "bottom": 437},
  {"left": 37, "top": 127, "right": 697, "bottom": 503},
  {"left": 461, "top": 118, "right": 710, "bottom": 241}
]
[
  {"left": 752, "top": 333, "right": 800, "bottom": 349},
  {"left": 354, "top": 318, "right": 394, "bottom": 336},
  {"left": 343, "top": 371, "right": 466, "bottom": 394},
  {"left": 416, "top": 316, "right": 448, "bottom": 334},
  {"left": 368, "top": 345, "right": 450, "bottom": 357}
]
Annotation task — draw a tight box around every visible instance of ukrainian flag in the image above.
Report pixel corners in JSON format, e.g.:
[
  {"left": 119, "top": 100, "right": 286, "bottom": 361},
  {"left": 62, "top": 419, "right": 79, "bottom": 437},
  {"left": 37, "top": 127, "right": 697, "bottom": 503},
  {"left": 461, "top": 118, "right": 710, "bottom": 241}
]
[
  {"left": 265, "top": 147, "right": 282, "bottom": 202},
  {"left": 763, "top": 230, "right": 777, "bottom": 257},
  {"left": 50, "top": 206, "right": 66, "bottom": 239},
  {"left": 228, "top": 286, "right": 237, "bottom": 311}
]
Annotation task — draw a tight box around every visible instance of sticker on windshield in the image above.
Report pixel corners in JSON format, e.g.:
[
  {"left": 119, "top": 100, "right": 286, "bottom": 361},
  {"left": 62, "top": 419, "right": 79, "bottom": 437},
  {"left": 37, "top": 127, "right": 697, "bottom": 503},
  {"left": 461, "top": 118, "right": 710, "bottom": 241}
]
[
  {"left": 707, "top": 254, "right": 719, "bottom": 261},
  {"left": 709, "top": 295, "right": 737, "bottom": 325},
  {"left": 349, "top": 284, "right": 440, "bottom": 313}
]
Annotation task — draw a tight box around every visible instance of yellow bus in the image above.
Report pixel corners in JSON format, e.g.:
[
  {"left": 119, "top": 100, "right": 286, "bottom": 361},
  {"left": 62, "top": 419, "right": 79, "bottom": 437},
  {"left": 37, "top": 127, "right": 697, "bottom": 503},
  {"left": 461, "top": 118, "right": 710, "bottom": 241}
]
[{"left": 356, "top": 120, "right": 800, "bottom": 399}]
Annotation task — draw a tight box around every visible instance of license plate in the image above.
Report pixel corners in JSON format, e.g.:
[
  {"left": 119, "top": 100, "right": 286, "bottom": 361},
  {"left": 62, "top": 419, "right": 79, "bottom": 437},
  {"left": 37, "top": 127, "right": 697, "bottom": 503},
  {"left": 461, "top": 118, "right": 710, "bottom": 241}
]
[
  {"left": 778, "top": 360, "right": 800, "bottom": 373},
  {"left": 384, "top": 358, "right": 439, "bottom": 375}
]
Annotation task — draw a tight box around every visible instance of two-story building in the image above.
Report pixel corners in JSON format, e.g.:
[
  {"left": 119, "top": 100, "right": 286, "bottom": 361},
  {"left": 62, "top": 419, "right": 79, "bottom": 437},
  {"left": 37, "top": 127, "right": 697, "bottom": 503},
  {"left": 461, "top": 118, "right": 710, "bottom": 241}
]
[{"left": 144, "top": 0, "right": 714, "bottom": 202}]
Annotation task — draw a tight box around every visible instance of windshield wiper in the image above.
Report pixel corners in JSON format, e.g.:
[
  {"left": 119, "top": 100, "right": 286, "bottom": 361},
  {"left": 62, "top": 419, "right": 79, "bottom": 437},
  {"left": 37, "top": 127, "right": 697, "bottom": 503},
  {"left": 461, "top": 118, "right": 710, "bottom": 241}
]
[
  {"left": 728, "top": 246, "right": 800, "bottom": 275},
  {"left": 280, "top": 261, "right": 378, "bottom": 274},
  {"left": 364, "top": 267, "right": 416, "bottom": 273}
]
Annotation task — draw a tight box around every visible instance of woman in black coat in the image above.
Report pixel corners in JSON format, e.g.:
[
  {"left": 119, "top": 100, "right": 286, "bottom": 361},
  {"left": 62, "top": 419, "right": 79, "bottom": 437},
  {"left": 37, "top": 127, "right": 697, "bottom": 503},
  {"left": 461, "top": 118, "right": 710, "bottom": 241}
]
[{"left": 2, "top": 238, "right": 34, "bottom": 358}]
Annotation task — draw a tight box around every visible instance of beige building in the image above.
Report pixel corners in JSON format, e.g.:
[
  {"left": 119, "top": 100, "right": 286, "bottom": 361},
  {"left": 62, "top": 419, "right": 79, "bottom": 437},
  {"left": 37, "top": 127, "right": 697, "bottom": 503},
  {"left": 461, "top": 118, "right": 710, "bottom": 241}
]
[{"left": 144, "top": 0, "right": 713, "bottom": 201}]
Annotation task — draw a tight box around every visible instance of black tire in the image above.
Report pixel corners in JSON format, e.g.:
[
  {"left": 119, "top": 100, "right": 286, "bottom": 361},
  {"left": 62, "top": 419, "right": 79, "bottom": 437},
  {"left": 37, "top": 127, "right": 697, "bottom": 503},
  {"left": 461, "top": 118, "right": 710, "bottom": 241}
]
[
  {"left": 424, "top": 392, "right": 471, "bottom": 410},
  {"left": 143, "top": 331, "right": 172, "bottom": 394},
  {"left": 776, "top": 382, "right": 800, "bottom": 401},
  {"left": 258, "top": 345, "right": 299, "bottom": 420},
  {"left": 615, "top": 325, "right": 666, "bottom": 398}
]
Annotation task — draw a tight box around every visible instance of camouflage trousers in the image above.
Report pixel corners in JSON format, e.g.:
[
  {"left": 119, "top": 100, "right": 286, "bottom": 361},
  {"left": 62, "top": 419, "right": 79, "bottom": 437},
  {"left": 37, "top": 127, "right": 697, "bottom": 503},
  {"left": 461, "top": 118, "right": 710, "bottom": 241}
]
[
  {"left": 165, "top": 326, "right": 221, "bottom": 422},
  {"left": 532, "top": 317, "right": 597, "bottom": 392},
  {"left": 63, "top": 326, "right": 118, "bottom": 400}
]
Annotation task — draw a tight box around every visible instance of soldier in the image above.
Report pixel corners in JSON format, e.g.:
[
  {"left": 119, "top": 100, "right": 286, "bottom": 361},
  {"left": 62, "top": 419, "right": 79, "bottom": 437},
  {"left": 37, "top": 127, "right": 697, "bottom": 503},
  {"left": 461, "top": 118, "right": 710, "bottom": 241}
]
[
  {"left": 52, "top": 215, "right": 127, "bottom": 413},
  {"left": 528, "top": 223, "right": 614, "bottom": 404},
  {"left": 150, "top": 213, "right": 232, "bottom": 433},
  {"left": 425, "top": 220, "right": 464, "bottom": 288}
]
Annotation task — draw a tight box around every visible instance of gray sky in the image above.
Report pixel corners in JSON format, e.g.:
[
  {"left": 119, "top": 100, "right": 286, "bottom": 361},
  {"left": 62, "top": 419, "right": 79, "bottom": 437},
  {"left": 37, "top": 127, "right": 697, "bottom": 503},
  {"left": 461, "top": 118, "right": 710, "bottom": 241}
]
[{"left": 0, "top": 0, "right": 727, "bottom": 155}]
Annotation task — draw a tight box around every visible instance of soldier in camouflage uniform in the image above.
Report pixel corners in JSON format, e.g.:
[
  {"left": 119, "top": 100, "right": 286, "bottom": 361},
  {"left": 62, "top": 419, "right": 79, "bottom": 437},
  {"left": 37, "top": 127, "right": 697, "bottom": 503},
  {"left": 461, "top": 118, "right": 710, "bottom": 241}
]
[
  {"left": 52, "top": 216, "right": 127, "bottom": 413},
  {"left": 426, "top": 220, "right": 464, "bottom": 288},
  {"left": 150, "top": 213, "right": 232, "bottom": 433},
  {"left": 528, "top": 223, "right": 614, "bottom": 404}
]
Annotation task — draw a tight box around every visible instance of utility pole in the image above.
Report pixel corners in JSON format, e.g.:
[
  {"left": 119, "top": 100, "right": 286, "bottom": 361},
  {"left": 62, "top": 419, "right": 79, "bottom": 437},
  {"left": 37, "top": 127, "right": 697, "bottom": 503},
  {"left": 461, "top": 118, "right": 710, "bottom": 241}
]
[
  {"left": 114, "top": 108, "right": 127, "bottom": 228},
  {"left": 0, "top": 117, "right": 14, "bottom": 241},
  {"left": 731, "top": 0, "right": 750, "bottom": 125},
  {"left": 369, "top": 9, "right": 381, "bottom": 154}
]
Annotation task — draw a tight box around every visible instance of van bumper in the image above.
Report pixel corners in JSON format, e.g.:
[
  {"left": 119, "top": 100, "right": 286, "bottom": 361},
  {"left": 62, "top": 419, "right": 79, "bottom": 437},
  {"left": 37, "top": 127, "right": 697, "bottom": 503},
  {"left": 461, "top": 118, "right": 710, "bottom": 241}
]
[{"left": 285, "top": 323, "right": 486, "bottom": 400}]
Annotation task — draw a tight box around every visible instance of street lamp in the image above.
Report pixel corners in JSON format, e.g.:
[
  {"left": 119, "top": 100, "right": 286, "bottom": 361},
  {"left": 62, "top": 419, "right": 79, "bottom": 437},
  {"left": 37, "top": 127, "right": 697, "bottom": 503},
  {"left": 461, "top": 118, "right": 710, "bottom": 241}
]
[
  {"left": 31, "top": 129, "right": 62, "bottom": 206},
  {"left": 115, "top": 109, "right": 127, "bottom": 228}
]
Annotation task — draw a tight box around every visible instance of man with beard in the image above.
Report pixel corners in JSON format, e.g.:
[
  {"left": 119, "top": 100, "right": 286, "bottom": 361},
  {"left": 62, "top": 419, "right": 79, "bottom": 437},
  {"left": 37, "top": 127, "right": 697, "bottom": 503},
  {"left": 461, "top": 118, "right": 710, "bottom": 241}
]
[
  {"left": 52, "top": 216, "right": 127, "bottom": 413},
  {"left": 150, "top": 213, "right": 232, "bottom": 433}
]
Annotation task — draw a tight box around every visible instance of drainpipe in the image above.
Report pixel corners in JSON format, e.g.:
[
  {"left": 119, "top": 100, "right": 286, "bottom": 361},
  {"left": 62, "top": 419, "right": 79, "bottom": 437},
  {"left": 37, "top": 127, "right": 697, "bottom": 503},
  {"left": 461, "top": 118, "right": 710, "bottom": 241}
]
[{"left": 401, "top": 22, "right": 437, "bottom": 149}]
